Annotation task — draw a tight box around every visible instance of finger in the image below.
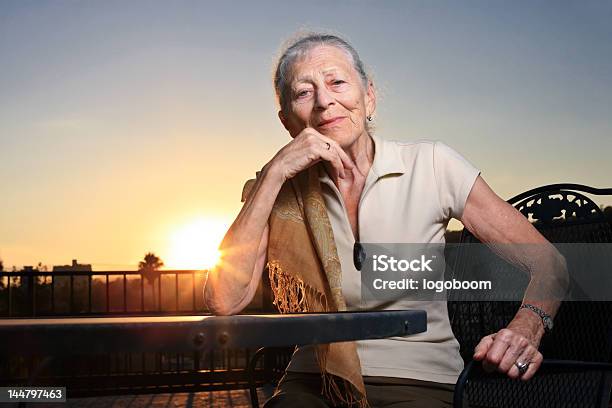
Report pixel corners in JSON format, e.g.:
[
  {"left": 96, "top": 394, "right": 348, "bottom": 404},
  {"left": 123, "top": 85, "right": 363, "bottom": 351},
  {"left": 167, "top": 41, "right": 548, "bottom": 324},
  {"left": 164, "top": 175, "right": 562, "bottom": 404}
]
[
  {"left": 303, "top": 133, "right": 348, "bottom": 179},
  {"left": 307, "top": 130, "right": 355, "bottom": 171},
  {"left": 333, "top": 143, "right": 355, "bottom": 172},
  {"left": 297, "top": 131, "right": 341, "bottom": 176},
  {"left": 330, "top": 148, "right": 350, "bottom": 179},
  {"left": 483, "top": 330, "right": 512, "bottom": 369},
  {"left": 473, "top": 335, "right": 494, "bottom": 361},
  {"left": 316, "top": 144, "right": 346, "bottom": 179},
  {"left": 498, "top": 337, "right": 529, "bottom": 374},
  {"left": 507, "top": 345, "right": 538, "bottom": 380},
  {"left": 520, "top": 352, "right": 543, "bottom": 381}
]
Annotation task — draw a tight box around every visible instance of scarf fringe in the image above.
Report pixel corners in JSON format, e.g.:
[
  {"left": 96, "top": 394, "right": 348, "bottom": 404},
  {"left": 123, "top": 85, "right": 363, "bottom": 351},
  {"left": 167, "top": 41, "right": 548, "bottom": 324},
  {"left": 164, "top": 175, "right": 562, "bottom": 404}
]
[
  {"left": 268, "top": 260, "right": 328, "bottom": 313},
  {"left": 315, "top": 344, "right": 369, "bottom": 408},
  {"left": 268, "top": 261, "right": 368, "bottom": 407},
  {"left": 321, "top": 372, "right": 369, "bottom": 408}
]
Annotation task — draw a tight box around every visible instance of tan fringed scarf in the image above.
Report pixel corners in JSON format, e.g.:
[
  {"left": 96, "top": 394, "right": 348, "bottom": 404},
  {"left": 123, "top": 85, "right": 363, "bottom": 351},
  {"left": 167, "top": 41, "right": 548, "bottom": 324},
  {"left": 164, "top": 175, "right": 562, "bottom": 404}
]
[{"left": 242, "top": 164, "right": 367, "bottom": 407}]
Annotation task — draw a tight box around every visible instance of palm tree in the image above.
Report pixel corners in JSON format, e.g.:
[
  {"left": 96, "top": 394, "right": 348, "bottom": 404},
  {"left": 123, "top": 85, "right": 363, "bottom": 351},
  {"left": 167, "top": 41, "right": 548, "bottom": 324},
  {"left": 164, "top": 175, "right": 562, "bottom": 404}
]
[{"left": 138, "top": 252, "right": 164, "bottom": 310}]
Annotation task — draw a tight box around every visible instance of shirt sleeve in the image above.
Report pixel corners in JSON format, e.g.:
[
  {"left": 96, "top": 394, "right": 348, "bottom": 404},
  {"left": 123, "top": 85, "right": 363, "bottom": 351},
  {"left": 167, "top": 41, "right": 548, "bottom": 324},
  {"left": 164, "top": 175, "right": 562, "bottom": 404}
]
[
  {"left": 240, "top": 171, "right": 261, "bottom": 203},
  {"left": 433, "top": 141, "right": 481, "bottom": 220}
]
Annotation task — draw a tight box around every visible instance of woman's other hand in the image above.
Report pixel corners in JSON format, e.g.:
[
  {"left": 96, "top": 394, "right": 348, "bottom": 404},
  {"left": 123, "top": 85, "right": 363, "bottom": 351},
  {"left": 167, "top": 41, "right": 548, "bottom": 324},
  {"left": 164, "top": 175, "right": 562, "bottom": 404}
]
[
  {"left": 473, "top": 310, "right": 545, "bottom": 380},
  {"left": 267, "top": 127, "right": 354, "bottom": 182}
]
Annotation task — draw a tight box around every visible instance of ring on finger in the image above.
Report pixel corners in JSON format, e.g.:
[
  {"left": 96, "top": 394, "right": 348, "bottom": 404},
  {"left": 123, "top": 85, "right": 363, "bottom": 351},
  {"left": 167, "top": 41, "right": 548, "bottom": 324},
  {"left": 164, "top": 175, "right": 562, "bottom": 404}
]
[
  {"left": 325, "top": 142, "right": 331, "bottom": 150},
  {"left": 515, "top": 360, "right": 530, "bottom": 375}
]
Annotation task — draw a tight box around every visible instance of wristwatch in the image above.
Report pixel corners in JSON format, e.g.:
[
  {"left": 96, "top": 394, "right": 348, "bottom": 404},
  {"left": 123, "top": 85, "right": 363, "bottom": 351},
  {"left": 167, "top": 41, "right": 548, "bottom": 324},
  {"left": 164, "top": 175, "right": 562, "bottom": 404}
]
[{"left": 520, "top": 303, "right": 553, "bottom": 333}]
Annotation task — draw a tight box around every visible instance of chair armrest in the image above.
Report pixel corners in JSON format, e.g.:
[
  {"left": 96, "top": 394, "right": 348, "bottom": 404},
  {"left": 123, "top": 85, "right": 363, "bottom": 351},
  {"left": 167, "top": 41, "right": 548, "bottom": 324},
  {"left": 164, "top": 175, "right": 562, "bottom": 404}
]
[
  {"left": 453, "top": 359, "right": 612, "bottom": 408},
  {"left": 247, "top": 347, "right": 295, "bottom": 408},
  {"left": 454, "top": 359, "right": 475, "bottom": 408},
  {"left": 248, "top": 347, "right": 268, "bottom": 408}
]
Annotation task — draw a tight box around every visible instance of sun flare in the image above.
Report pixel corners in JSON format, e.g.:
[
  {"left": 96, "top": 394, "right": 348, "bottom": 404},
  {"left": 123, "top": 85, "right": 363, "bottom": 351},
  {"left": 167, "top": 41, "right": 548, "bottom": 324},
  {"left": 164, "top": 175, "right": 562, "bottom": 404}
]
[{"left": 165, "top": 217, "right": 229, "bottom": 270}]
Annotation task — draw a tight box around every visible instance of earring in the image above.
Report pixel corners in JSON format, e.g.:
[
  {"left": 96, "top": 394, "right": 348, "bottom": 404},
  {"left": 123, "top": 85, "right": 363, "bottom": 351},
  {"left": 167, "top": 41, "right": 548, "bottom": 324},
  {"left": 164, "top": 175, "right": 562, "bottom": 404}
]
[{"left": 367, "top": 115, "right": 372, "bottom": 121}]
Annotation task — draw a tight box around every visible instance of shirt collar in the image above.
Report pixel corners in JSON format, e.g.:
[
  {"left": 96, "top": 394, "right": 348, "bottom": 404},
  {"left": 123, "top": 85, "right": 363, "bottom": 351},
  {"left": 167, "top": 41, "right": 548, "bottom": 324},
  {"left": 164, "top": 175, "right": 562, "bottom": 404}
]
[
  {"left": 369, "top": 133, "right": 406, "bottom": 178},
  {"left": 318, "top": 134, "right": 406, "bottom": 186}
]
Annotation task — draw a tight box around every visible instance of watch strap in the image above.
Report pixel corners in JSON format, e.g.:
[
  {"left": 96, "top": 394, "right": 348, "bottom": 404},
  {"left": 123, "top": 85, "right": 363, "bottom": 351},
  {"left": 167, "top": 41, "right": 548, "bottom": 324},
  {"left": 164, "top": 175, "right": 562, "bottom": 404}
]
[{"left": 520, "top": 303, "right": 553, "bottom": 333}]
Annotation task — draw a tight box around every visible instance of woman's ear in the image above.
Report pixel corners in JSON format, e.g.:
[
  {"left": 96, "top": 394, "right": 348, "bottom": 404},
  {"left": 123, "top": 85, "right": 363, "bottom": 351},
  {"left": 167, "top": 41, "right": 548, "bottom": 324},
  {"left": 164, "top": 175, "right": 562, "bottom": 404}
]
[{"left": 366, "top": 81, "right": 376, "bottom": 117}]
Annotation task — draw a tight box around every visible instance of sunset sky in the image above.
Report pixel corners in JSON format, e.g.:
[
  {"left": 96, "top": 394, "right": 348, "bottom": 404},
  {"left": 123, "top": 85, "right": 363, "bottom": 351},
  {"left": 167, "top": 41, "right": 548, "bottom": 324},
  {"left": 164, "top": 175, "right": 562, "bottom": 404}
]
[{"left": 1, "top": 1, "right": 611, "bottom": 271}]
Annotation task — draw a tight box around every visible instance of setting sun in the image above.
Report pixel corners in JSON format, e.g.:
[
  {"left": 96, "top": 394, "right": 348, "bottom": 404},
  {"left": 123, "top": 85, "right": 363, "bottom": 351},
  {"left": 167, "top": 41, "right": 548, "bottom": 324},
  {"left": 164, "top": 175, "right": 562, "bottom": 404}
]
[{"left": 165, "top": 218, "right": 230, "bottom": 270}]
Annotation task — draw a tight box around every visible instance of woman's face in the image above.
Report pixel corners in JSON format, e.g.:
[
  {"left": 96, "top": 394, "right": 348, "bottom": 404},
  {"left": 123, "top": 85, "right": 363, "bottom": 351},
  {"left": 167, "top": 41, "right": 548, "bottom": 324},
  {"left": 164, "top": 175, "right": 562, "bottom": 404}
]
[{"left": 279, "top": 45, "right": 375, "bottom": 148}]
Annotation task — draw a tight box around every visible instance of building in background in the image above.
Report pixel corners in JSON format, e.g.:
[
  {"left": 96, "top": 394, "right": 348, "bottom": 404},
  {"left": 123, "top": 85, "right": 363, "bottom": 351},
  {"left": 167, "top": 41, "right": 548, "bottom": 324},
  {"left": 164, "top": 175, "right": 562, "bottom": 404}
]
[{"left": 52, "top": 259, "right": 92, "bottom": 272}]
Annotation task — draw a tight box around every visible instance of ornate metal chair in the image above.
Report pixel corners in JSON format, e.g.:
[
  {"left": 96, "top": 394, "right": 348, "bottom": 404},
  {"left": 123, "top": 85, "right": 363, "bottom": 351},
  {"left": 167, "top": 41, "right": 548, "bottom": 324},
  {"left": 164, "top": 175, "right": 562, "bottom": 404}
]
[
  {"left": 247, "top": 346, "right": 294, "bottom": 408},
  {"left": 246, "top": 265, "right": 295, "bottom": 408},
  {"left": 450, "top": 184, "right": 612, "bottom": 408}
]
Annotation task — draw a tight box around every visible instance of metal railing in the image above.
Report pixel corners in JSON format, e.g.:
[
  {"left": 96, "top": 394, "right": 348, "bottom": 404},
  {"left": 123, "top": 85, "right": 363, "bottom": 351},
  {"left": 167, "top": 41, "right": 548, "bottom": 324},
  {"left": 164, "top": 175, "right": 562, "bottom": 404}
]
[
  {"left": 0, "top": 269, "right": 269, "bottom": 317},
  {"left": 2, "top": 348, "right": 267, "bottom": 397},
  {"left": 0, "top": 269, "right": 275, "bottom": 396}
]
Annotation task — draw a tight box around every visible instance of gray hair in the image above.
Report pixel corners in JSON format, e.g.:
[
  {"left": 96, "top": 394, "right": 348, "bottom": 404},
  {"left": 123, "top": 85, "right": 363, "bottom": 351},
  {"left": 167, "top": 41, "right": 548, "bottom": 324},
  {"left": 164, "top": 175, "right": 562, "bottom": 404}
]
[{"left": 273, "top": 32, "right": 369, "bottom": 113}]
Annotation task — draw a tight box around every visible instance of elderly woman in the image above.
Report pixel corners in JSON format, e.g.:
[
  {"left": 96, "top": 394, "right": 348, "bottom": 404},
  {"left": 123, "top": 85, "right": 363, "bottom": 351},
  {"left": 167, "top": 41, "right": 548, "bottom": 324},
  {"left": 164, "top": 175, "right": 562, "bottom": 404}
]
[{"left": 204, "top": 32, "right": 566, "bottom": 408}]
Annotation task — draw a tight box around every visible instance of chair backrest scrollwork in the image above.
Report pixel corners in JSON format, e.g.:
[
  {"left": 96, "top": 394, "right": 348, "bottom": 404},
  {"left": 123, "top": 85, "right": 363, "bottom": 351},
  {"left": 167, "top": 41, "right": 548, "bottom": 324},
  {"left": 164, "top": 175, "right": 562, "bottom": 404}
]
[{"left": 509, "top": 183, "right": 612, "bottom": 226}]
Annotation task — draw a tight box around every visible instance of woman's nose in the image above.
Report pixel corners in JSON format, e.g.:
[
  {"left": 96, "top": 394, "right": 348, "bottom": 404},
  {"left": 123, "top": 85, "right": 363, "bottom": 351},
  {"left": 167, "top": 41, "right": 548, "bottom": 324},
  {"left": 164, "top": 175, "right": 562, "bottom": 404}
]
[{"left": 314, "top": 86, "right": 334, "bottom": 109}]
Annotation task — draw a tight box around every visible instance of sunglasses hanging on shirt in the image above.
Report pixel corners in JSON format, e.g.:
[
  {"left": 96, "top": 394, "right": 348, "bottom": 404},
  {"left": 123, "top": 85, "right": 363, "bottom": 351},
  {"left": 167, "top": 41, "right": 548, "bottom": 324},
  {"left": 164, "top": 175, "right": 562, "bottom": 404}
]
[{"left": 353, "top": 241, "right": 366, "bottom": 271}]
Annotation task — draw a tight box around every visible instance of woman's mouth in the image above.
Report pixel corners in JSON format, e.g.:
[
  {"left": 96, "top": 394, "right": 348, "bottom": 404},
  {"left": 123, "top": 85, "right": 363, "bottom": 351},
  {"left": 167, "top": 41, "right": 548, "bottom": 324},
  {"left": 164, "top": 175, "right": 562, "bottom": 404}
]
[{"left": 317, "top": 117, "right": 346, "bottom": 128}]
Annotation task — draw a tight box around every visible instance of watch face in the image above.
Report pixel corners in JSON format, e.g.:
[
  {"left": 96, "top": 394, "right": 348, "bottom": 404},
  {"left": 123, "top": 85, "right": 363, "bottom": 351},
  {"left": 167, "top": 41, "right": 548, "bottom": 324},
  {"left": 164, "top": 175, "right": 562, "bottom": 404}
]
[{"left": 543, "top": 316, "right": 553, "bottom": 330}]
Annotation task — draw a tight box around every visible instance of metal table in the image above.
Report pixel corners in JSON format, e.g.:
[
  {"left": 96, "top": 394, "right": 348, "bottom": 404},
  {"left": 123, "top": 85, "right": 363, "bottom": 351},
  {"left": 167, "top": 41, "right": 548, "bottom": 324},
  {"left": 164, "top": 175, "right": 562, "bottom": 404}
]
[{"left": 0, "top": 310, "right": 426, "bottom": 356}]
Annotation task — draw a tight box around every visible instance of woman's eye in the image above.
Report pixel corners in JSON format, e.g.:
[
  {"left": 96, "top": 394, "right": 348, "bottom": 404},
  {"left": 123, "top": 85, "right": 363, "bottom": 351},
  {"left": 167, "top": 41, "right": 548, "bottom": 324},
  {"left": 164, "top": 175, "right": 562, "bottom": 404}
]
[{"left": 296, "top": 90, "right": 311, "bottom": 98}]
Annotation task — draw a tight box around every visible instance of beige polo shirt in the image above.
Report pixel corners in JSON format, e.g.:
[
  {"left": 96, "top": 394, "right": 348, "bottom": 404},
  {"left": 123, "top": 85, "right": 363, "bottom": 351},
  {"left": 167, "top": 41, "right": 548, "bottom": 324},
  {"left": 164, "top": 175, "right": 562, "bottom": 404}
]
[{"left": 285, "top": 134, "right": 481, "bottom": 384}]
